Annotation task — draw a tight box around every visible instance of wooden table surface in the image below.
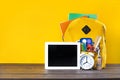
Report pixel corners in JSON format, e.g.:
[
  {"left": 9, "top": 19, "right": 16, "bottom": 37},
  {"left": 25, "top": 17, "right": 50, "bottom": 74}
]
[{"left": 0, "top": 64, "right": 119, "bottom": 80}]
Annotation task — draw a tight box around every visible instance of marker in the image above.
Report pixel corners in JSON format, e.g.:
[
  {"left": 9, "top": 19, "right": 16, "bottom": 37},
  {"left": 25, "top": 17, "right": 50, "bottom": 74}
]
[
  {"left": 81, "top": 43, "right": 87, "bottom": 51},
  {"left": 82, "top": 39, "right": 87, "bottom": 51},
  {"left": 87, "top": 44, "right": 94, "bottom": 52},
  {"left": 86, "top": 38, "right": 93, "bottom": 45}
]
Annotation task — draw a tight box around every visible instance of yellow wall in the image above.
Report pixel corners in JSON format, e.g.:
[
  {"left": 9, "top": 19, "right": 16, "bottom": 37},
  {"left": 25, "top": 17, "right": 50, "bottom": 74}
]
[{"left": 0, "top": 0, "right": 120, "bottom": 64}]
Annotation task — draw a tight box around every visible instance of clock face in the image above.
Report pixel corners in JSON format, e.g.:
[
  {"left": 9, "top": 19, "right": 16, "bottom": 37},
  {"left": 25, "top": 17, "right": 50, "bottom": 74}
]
[{"left": 80, "top": 54, "right": 94, "bottom": 69}]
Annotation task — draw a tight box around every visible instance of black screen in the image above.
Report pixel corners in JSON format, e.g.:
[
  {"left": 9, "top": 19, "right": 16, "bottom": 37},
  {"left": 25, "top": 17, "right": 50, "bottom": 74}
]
[{"left": 48, "top": 45, "right": 77, "bottom": 66}]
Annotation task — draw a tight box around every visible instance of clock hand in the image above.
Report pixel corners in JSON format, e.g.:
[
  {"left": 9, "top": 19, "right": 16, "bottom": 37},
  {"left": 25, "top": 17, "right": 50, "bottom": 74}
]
[
  {"left": 86, "top": 56, "right": 87, "bottom": 63},
  {"left": 83, "top": 57, "right": 88, "bottom": 65},
  {"left": 86, "top": 56, "right": 88, "bottom": 63},
  {"left": 83, "top": 60, "right": 87, "bottom": 65},
  {"left": 83, "top": 62, "right": 86, "bottom": 65}
]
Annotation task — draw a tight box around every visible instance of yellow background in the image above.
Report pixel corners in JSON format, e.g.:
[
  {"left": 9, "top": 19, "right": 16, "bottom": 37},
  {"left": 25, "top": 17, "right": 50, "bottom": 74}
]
[{"left": 0, "top": 0, "right": 120, "bottom": 64}]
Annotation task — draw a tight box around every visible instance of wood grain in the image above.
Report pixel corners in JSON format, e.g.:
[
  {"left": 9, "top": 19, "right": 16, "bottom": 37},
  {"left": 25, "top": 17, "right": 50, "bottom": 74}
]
[{"left": 0, "top": 64, "right": 119, "bottom": 80}]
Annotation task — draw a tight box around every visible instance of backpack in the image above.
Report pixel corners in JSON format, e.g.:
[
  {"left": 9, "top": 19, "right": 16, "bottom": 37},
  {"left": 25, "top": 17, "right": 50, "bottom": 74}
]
[{"left": 60, "top": 17, "right": 106, "bottom": 68}]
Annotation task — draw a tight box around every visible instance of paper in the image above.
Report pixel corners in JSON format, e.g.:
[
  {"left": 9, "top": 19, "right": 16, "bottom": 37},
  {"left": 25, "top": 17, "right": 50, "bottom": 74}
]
[{"left": 69, "top": 13, "right": 97, "bottom": 20}]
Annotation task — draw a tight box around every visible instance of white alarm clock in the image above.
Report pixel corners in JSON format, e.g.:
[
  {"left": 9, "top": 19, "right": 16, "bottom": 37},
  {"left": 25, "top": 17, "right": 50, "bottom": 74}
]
[{"left": 80, "top": 52, "right": 94, "bottom": 70}]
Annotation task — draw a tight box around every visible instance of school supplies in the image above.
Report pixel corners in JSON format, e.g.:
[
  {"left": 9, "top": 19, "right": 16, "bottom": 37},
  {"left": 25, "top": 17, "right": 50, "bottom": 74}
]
[
  {"left": 80, "top": 38, "right": 94, "bottom": 52},
  {"left": 94, "top": 36, "right": 102, "bottom": 51},
  {"left": 96, "top": 49, "right": 102, "bottom": 70}
]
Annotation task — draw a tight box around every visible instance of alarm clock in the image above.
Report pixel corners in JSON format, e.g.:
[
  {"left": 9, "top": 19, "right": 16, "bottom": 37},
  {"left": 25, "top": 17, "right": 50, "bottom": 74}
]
[{"left": 80, "top": 52, "right": 94, "bottom": 70}]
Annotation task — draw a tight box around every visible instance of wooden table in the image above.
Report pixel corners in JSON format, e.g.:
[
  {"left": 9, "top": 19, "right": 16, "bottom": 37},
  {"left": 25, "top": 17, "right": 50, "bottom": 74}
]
[{"left": 0, "top": 64, "right": 119, "bottom": 80}]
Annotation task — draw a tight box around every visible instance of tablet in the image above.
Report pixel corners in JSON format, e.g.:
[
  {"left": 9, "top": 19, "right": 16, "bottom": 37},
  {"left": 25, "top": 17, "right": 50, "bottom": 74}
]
[{"left": 45, "top": 42, "right": 80, "bottom": 69}]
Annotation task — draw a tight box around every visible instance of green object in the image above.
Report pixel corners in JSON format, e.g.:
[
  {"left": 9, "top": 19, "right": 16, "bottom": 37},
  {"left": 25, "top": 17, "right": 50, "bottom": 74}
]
[
  {"left": 81, "top": 43, "right": 87, "bottom": 51},
  {"left": 81, "top": 43, "right": 84, "bottom": 51},
  {"left": 69, "top": 13, "right": 97, "bottom": 20}
]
